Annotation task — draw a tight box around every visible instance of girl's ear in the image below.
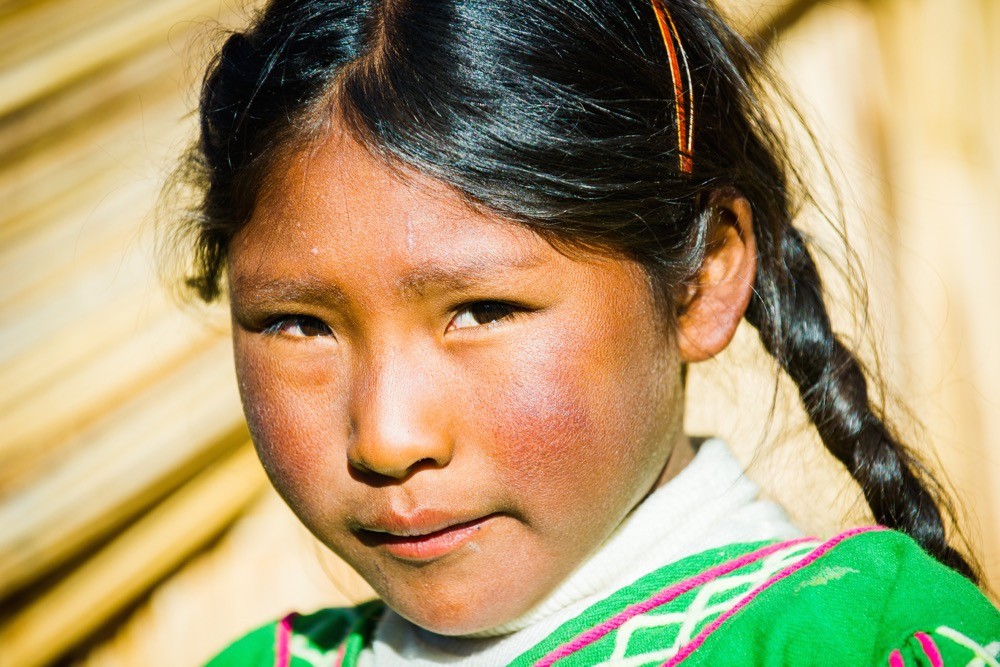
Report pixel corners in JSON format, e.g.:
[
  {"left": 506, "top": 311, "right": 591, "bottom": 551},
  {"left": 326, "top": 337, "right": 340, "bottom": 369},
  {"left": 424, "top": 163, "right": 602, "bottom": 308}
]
[{"left": 676, "top": 191, "right": 757, "bottom": 363}]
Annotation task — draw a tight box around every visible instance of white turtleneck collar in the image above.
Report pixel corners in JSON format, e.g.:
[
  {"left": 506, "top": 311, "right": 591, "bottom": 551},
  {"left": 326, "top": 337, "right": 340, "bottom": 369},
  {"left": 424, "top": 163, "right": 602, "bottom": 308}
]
[{"left": 360, "top": 438, "right": 800, "bottom": 667}]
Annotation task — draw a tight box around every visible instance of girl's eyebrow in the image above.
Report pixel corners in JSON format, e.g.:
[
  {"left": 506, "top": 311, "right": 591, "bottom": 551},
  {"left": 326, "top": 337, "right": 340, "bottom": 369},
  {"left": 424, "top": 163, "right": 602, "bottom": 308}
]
[
  {"left": 395, "top": 254, "right": 545, "bottom": 297},
  {"left": 230, "top": 275, "right": 349, "bottom": 308},
  {"left": 230, "top": 253, "right": 545, "bottom": 307}
]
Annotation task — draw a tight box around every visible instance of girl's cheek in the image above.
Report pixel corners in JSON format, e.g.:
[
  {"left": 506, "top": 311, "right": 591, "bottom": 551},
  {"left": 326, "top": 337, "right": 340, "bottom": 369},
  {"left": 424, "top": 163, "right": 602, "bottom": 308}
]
[
  {"left": 475, "top": 305, "right": 676, "bottom": 522},
  {"left": 475, "top": 329, "right": 628, "bottom": 500},
  {"left": 233, "top": 335, "right": 347, "bottom": 510},
  {"left": 482, "top": 359, "right": 590, "bottom": 488}
]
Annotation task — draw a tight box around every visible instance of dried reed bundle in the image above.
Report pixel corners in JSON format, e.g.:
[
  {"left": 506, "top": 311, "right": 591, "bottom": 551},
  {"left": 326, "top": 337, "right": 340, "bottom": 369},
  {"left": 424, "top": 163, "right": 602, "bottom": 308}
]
[
  {"left": 0, "top": 337, "right": 245, "bottom": 598},
  {"left": 80, "top": 491, "right": 374, "bottom": 667},
  {"left": 0, "top": 314, "right": 222, "bottom": 489},
  {"left": 1, "top": 1, "right": 997, "bottom": 667},
  {"left": 0, "top": 443, "right": 267, "bottom": 667},
  {"left": 0, "top": 0, "right": 221, "bottom": 117},
  {"left": 0, "top": 291, "right": 172, "bottom": 414}
]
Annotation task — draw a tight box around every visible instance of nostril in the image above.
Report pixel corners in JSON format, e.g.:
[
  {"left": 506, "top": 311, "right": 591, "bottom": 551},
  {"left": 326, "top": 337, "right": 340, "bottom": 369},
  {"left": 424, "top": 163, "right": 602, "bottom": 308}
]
[
  {"left": 347, "top": 457, "right": 400, "bottom": 486},
  {"left": 346, "top": 456, "right": 444, "bottom": 486},
  {"left": 410, "top": 457, "right": 445, "bottom": 472}
]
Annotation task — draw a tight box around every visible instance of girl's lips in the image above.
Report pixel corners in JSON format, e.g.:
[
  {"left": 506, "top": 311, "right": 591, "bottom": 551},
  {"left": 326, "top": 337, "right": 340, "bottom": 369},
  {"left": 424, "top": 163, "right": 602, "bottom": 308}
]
[{"left": 357, "top": 514, "right": 496, "bottom": 561}]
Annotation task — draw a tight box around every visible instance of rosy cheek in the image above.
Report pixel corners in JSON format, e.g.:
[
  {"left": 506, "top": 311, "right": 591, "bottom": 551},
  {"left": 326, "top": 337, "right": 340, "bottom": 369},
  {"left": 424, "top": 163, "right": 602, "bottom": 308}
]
[
  {"left": 494, "top": 376, "right": 588, "bottom": 478},
  {"left": 234, "top": 337, "right": 347, "bottom": 511},
  {"left": 474, "top": 309, "right": 668, "bottom": 525},
  {"left": 475, "top": 333, "right": 606, "bottom": 501}
]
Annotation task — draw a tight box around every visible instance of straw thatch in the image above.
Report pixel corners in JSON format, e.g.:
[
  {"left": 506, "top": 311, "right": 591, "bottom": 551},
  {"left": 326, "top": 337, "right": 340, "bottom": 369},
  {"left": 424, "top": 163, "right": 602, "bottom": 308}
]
[{"left": 0, "top": 1, "right": 996, "bottom": 665}]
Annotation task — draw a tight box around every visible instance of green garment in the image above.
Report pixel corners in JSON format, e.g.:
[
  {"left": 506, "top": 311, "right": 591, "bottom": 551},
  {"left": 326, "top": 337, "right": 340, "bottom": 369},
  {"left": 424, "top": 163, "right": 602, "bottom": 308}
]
[{"left": 207, "top": 529, "right": 1000, "bottom": 666}]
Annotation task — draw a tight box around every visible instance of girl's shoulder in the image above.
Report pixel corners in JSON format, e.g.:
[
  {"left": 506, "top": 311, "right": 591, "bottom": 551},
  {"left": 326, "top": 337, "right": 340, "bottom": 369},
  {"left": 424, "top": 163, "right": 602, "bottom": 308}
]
[
  {"left": 204, "top": 599, "right": 384, "bottom": 667},
  {"left": 724, "top": 527, "right": 1000, "bottom": 666},
  {"left": 512, "top": 527, "right": 1000, "bottom": 667}
]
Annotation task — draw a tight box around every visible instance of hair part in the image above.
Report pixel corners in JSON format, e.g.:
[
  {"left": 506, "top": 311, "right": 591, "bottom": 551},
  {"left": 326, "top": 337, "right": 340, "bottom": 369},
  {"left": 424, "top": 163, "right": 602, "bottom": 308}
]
[{"left": 169, "top": 0, "right": 979, "bottom": 581}]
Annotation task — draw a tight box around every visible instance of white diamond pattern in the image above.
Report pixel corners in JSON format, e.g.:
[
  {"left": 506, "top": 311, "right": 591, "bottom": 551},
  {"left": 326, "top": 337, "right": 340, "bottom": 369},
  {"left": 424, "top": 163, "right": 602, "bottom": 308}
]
[{"left": 593, "top": 542, "right": 820, "bottom": 667}]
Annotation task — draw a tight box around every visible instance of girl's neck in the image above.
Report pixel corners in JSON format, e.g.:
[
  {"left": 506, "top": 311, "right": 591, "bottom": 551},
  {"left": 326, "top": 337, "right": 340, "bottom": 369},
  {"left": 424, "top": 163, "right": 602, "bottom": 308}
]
[{"left": 653, "top": 432, "right": 698, "bottom": 490}]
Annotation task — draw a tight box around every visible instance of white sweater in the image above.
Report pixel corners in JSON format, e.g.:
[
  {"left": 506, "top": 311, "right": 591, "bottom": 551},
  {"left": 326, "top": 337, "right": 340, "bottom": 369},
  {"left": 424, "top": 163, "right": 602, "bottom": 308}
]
[{"left": 359, "top": 438, "right": 799, "bottom": 666}]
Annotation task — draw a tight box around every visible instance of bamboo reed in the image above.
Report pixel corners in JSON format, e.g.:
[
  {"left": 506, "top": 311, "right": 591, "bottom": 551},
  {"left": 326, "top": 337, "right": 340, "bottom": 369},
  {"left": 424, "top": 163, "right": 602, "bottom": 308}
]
[
  {"left": 0, "top": 337, "right": 245, "bottom": 597},
  {"left": 0, "top": 315, "right": 223, "bottom": 488},
  {"left": 0, "top": 289, "right": 173, "bottom": 412},
  {"left": 0, "top": 443, "right": 267, "bottom": 667},
  {"left": 0, "top": 0, "right": 224, "bottom": 117}
]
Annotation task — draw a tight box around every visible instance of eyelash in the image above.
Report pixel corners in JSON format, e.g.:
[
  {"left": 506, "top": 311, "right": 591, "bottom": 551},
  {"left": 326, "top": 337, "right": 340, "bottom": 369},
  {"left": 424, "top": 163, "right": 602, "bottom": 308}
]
[
  {"left": 261, "top": 315, "right": 333, "bottom": 338},
  {"left": 258, "top": 300, "right": 525, "bottom": 339},
  {"left": 448, "top": 301, "right": 523, "bottom": 331}
]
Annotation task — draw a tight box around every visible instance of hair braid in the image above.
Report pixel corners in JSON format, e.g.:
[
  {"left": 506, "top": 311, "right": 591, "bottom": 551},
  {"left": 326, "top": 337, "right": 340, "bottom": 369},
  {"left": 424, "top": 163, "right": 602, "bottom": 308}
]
[{"left": 745, "top": 224, "right": 976, "bottom": 580}]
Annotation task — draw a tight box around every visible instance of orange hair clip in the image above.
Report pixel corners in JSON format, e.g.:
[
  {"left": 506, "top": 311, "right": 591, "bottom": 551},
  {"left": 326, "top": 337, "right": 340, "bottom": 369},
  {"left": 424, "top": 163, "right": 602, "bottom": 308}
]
[{"left": 651, "top": 0, "right": 694, "bottom": 174}]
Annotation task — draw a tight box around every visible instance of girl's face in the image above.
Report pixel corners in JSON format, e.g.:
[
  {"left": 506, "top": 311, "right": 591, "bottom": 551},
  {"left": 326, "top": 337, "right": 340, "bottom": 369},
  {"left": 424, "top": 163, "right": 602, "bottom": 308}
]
[{"left": 228, "top": 126, "right": 686, "bottom": 635}]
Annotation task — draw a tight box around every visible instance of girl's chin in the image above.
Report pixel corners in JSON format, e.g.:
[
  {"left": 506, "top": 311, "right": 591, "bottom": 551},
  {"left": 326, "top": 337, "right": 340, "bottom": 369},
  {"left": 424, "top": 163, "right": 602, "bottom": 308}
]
[
  {"left": 342, "top": 518, "right": 562, "bottom": 636},
  {"left": 372, "top": 564, "right": 551, "bottom": 637},
  {"left": 391, "top": 598, "right": 524, "bottom": 637}
]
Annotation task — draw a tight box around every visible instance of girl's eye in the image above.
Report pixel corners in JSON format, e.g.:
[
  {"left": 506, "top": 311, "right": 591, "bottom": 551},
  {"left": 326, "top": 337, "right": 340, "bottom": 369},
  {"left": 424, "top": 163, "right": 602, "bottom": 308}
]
[
  {"left": 448, "top": 301, "right": 520, "bottom": 331},
  {"left": 262, "top": 315, "right": 332, "bottom": 338}
]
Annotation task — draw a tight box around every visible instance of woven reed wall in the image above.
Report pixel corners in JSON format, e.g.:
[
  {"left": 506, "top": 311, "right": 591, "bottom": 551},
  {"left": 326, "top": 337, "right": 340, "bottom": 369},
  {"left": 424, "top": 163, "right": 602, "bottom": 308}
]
[{"left": 0, "top": 1, "right": 996, "bottom": 665}]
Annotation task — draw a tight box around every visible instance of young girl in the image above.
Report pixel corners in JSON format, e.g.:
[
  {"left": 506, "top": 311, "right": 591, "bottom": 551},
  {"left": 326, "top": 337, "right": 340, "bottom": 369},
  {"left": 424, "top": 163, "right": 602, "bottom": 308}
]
[{"left": 180, "top": 0, "right": 1000, "bottom": 664}]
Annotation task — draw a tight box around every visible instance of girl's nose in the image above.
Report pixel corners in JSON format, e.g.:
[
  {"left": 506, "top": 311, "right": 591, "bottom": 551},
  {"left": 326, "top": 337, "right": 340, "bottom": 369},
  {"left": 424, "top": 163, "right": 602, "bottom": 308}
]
[{"left": 346, "top": 347, "right": 454, "bottom": 480}]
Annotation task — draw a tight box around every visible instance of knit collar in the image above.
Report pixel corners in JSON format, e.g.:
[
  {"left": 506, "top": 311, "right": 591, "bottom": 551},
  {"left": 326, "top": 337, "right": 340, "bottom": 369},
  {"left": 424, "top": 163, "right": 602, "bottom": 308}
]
[{"left": 470, "top": 437, "right": 784, "bottom": 637}]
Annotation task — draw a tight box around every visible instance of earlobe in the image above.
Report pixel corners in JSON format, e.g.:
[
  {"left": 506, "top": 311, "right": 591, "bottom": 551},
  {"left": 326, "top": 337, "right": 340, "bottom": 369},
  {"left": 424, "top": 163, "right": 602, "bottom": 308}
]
[{"left": 676, "top": 193, "right": 757, "bottom": 363}]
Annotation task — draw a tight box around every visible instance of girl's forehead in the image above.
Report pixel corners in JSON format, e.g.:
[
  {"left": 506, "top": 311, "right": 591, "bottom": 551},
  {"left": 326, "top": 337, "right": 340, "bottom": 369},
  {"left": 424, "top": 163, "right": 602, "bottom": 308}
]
[
  {"left": 232, "top": 126, "right": 562, "bottom": 287},
  {"left": 257, "top": 127, "right": 471, "bottom": 230}
]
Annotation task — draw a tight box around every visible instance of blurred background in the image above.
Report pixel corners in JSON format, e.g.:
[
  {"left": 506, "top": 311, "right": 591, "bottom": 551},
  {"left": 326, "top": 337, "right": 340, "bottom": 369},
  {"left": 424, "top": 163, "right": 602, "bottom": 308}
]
[{"left": 0, "top": 0, "right": 997, "bottom": 665}]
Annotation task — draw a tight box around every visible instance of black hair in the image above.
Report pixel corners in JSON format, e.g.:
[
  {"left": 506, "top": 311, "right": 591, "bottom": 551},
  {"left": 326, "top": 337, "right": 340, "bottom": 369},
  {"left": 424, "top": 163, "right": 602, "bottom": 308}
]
[{"left": 173, "top": 0, "right": 977, "bottom": 580}]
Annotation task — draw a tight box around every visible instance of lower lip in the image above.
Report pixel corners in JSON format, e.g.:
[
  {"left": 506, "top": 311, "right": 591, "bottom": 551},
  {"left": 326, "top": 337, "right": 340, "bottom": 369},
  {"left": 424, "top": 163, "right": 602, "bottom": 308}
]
[{"left": 366, "top": 516, "right": 495, "bottom": 561}]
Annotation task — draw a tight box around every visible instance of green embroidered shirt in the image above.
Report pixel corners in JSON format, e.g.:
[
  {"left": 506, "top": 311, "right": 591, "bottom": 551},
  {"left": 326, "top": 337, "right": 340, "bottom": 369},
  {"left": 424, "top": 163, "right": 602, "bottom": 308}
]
[{"left": 207, "top": 529, "right": 1000, "bottom": 666}]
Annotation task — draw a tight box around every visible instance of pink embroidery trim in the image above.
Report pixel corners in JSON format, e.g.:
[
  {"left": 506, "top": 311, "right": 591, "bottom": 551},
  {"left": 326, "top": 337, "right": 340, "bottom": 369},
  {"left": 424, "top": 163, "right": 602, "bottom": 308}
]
[
  {"left": 275, "top": 612, "right": 298, "bottom": 667},
  {"left": 888, "top": 649, "right": 905, "bottom": 667},
  {"left": 532, "top": 536, "right": 816, "bottom": 667},
  {"left": 661, "top": 526, "right": 884, "bottom": 666},
  {"left": 334, "top": 641, "right": 348, "bottom": 667},
  {"left": 915, "top": 632, "right": 944, "bottom": 667}
]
